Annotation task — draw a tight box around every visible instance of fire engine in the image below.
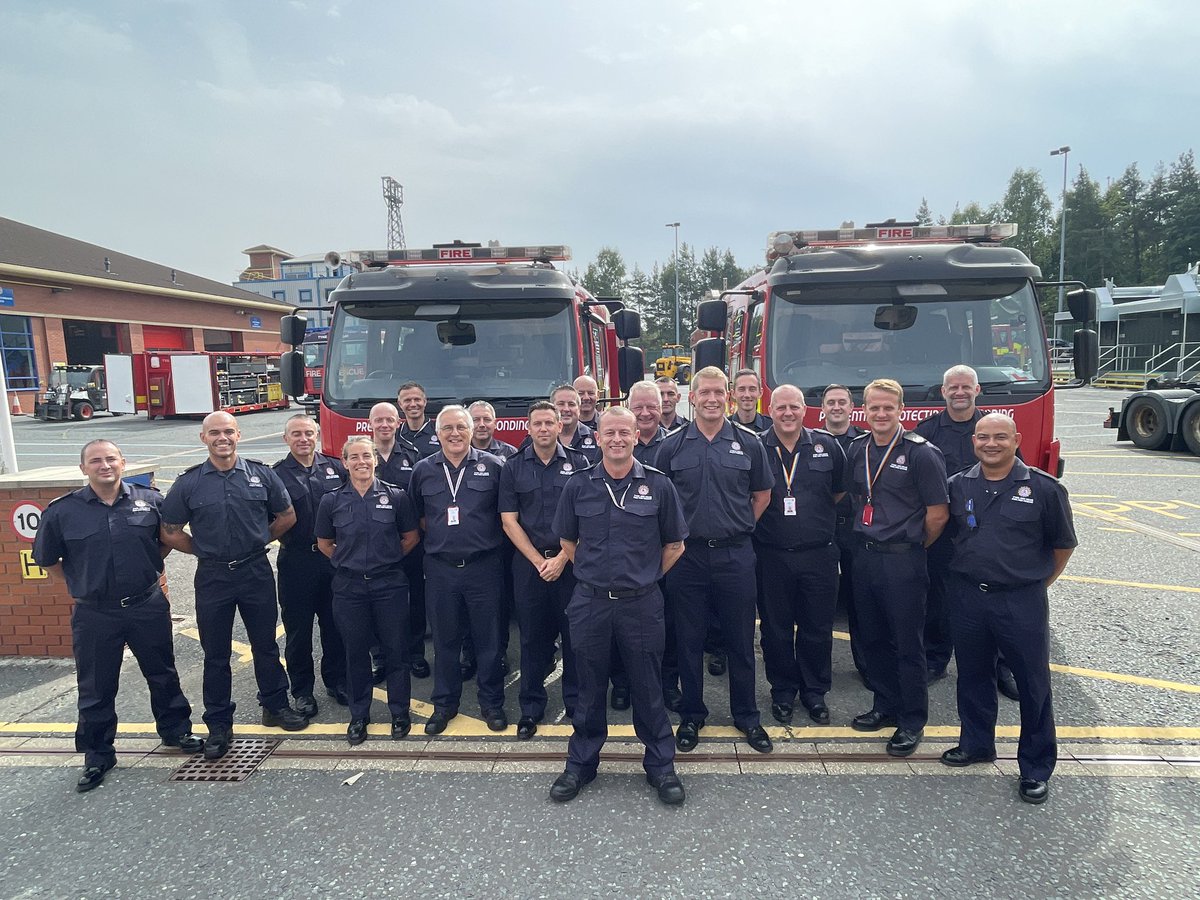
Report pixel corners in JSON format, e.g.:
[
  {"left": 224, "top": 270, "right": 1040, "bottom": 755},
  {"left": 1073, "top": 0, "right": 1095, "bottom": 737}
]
[
  {"left": 104, "top": 351, "right": 290, "bottom": 419},
  {"left": 301, "top": 327, "right": 330, "bottom": 398},
  {"left": 278, "top": 242, "right": 644, "bottom": 455},
  {"left": 692, "top": 222, "right": 1098, "bottom": 476}
]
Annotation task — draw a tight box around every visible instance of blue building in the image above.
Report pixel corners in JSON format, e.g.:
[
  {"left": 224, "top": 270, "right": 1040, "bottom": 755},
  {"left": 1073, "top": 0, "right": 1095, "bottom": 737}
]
[{"left": 236, "top": 246, "right": 359, "bottom": 328}]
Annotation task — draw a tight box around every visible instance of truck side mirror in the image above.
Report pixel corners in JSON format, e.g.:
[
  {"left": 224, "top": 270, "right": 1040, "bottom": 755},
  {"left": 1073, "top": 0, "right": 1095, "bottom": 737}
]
[
  {"left": 1073, "top": 329, "right": 1099, "bottom": 383},
  {"left": 280, "top": 350, "right": 305, "bottom": 397},
  {"left": 613, "top": 309, "right": 641, "bottom": 342},
  {"left": 617, "top": 345, "right": 645, "bottom": 393},
  {"left": 696, "top": 300, "right": 728, "bottom": 333},
  {"left": 1067, "top": 289, "right": 1097, "bottom": 324},
  {"left": 693, "top": 337, "right": 726, "bottom": 374},
  {"left": 280, "top": 315, "right": 308, "bottom": 346}
]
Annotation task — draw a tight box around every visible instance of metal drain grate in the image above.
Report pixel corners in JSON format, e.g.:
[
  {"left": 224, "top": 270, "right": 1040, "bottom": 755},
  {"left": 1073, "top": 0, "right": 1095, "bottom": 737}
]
[{"left": 168, "top": 738, "right": 281, "bottom": 783}]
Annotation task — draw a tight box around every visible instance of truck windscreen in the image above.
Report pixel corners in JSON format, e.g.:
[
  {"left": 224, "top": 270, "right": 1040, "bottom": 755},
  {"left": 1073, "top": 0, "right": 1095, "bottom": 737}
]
[
  {"left": 302, "top": 341, "right": 326, "bottom": 367},
  {"left": 767, "top": 279, "right": 1049, "bottom": 401},
  {"left": 325, "top": 299, "right": 575, "bottom": 403}
]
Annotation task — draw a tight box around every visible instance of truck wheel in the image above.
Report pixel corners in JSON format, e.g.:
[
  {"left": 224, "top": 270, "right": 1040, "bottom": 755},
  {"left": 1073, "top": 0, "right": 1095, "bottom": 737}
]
[
  {"left": 677, "top": 365, "right": 691, "bottom": 384},
  {"left": 73, "top": 401, "right": 95, "bottom": 421},
  {"left": 1125, "top": 396, "right": 1170, "bottom": 450},
  {"left": 1181, "top": 403, "right": 1200, "bottom": 456}
]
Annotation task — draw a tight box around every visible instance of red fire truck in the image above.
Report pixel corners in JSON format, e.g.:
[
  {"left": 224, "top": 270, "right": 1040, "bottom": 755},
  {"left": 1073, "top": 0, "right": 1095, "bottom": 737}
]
[
  {"left": 693, "top": 223, "right": 1098, "bottom": 476},
  {"left": 104, "top": 351, "right": 290, "bottom": 419},
  {"left": 278, "top": 242, "right": 644, "bottom": 455},
  {"left": 301, "top": 327, "right": 329, "bottom": 398}
]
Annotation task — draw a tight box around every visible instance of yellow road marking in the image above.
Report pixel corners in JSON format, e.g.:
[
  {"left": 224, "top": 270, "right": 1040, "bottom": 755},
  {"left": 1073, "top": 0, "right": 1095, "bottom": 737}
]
[
  {"left": 1098, "top": 527, "right": 1135, "bottom": 533},
  {"left": 1073, "top": 504, "right": 1200, "bottom": 552},
  {"left": 1071, "top": 494, "right": 1117, "bottom": 499},
  {"left": 1069, "top": 472, "right": 1200, "bottom": 478},
  {"left": 1059, "top": 574, "right": 1200, "bottom": 595},
  {"left": 180, "top": 627, "right": 258, "bottom": 664},
  {"left": 1048, "top": 664, "right": 1200, "bottom": 695}
]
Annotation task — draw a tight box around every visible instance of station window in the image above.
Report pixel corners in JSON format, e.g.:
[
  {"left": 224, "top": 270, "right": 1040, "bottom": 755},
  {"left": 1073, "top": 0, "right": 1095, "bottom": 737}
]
[
  {"left": 272, "top": 290, "right": 286, "bottom": 300},
  {"left": 0, "top": 316, "right": 38, "bottom": 389},
  {"left": 299, "top": 289, "right": 313, "bottom": 303}
]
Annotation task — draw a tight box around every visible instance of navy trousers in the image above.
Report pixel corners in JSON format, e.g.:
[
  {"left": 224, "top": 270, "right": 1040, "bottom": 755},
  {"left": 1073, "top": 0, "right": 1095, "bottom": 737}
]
[
  {"left": 949, "top": 575, "right": 1057, "bottom": 781},
  {"left": 565, "top": 584, "right": 675, "bottom": 778},
  {"left": 512, "top": 554, "right": 578, "bottom": 720},
  {"left": 332, "top": 568, "right": 411, "bottom": 721},
  {"left": 402, "top": 546, "right": 427, "bottom": 662},
  {"left": 756, "top": 542, "right": 839, "bottom": 708},
  {"left": 424, "top": 551, "right": 505, "bottom": 714},
  {"left": 836, "top": 519, "right": 871, "bottom": 684},
  {"left": 72, "top": 586, "right": 193, "bottom": 767},
  {"left": 277, "top": 547, "right": 346, "bottom": 698},
  {"left": 852, "top": 544, "right": 929, "bottom": 732},
  {"left": 194, "top": 557, "right": 290, "bottom": 729},
  {"left": 666, "top": 540, "right": 761, "bottom": 729},
  {"left": 924, "top": 535, "right": 955, "bottom": 673}
]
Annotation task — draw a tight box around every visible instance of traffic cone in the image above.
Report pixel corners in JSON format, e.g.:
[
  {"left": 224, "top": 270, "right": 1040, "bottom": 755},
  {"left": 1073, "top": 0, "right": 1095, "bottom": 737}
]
[{"left": 9, "top": 394, "right": 21, "bottom": 416}]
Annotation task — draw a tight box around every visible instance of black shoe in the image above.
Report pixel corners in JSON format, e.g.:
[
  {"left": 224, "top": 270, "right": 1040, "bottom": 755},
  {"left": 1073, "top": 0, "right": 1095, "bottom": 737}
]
[
  {"left": 517, "top": 717, "right": 538, "bottom": 740},
  {"left": 549, "top": 769, "right": 594, "bottom": 802},
  {"left": 294, "top": 695, "right": 318, "bottom": 719},
  {"left": 162, "top": 733, "right": 204, "bottom": 754},
  {"left": 391, "top": 716, "right": 412, "bottom": 740},
  {"left": 707, "top": 653, "right": 727, "bottom": 676},
  {"left": 663, "top": 687, "right": 682, "bottom": 713},
  {"left": 76, "top": 760, "right": 115, "bottom": 793},
  {"left": 940, "top": 745, "right": 997, "bottom": 768},
  {"left": 675, "top": 720, "right": 702, "bottom": 752},
  {"left": 326, "top": 685, "right": 350, "bottom": 706},
  {"left": 851, "top": 710, "right": 897, "bottom": 732},
  {"left": 411, "top": 657, "right": 431, "bottom": 679},
  {"left": 997, "top": 666, "right": 1020, "bottom": 702},
  {"left": 926, "top": 667, "right": 948, "bottom": 684},
  {"left": 460, "top": 659, "right": 477, "bottom": 681},
  {"left": 886, "top": 728, "right": 924, "bottom": 757},
  {"left": 647, "top": 771, "right": 686, "bottom": 805},
  {"left": 1019, "top": 778, "right": 1049, "bottom": 805},
  {"left": 371, "top": 666, "right": 386, "bottom": 685},
  {"left": 771, "top": 702, "right": 794, "bottom": 725},
  {"left": 805, "top": 702, "right": 831, "bottom": 725},
  {"left": 564, "top": 706, "right": 576, "bottom": 720},
  {"left": 484, "top": 708, "right": 508, "bottom": 732},
  {"left": 203, "top": 728, "right": 232, "bottom": 760},
  {"left": 262, "top": 706, "right": 310, "bottom": 731},
  {"left": 610, "top": 686, "right": 631, "bottom": 710},
  {"left": 741, "top": 725, "right": 773, "bottom": 754},
  {"left": 425, "top": 710, "right": 457, "bottom": 735},
  {"left": 347, "top": 717, "right": 369, "bottom": 746}
]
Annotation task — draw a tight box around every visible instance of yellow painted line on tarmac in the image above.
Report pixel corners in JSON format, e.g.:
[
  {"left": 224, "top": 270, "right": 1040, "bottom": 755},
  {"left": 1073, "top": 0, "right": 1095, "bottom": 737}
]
[
  {"left": 179, "top": 627, "right": 258, "bottom": 664},
  {"left": 1069, "top": 471, "right": 1200, "bottom": 478},
  {"left": 1059, "top": 574, "right": 1200, "bottom": 595},
  {"left": 1072, "top": 504, "right": 1200, "bottom": 552},
  {"left": 1072, "top": 494, "right": 1117, "bottom": 499},
  {"left": 1098, "top": 527, "right": 1135, "bottom": 533},
  {"left": 1048, "top": 664, "right": 1200, "bottom": 695}
]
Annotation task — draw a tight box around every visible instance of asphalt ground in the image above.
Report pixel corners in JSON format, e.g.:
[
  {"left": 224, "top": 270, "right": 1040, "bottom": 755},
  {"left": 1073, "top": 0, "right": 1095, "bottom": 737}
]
[{"left": 3, "top": 387, "right": 1199, "bottom": 897}]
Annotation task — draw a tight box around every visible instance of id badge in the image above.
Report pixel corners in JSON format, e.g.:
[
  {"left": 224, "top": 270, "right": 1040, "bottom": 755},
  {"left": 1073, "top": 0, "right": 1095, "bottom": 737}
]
[
  {"left": 783, "top": 496, "right": 797, "bottom": 517},
  {"left": 447, "top": 505, "right": 460, "bottom": 526},
  {"left": 861, "top": 503, "right": 874, "bottom": 527}
]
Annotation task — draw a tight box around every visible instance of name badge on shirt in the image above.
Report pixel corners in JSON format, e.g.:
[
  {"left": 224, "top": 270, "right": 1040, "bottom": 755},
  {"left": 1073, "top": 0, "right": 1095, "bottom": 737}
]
[
  {"left": 783, "top": 496, "right": 797, "bottom": 517},
  {"left": 447, "top": 505, "right": 460, "bottom": 526},
  {"left": 861, "top": 503, "right": 874, "bottom": 527}
]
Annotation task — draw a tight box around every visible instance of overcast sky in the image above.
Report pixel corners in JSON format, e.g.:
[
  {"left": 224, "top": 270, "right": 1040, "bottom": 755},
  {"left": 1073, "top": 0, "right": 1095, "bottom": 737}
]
[{"left": 4, "top": 1, "right": 1197, "bottom": 286}]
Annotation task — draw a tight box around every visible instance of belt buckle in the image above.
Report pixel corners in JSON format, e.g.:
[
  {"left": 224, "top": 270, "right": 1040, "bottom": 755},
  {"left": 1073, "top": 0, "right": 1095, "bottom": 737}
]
[
  {"left": 608, "top": 590, "right": 620, "bottom": 600},
  {"left": 227, "top": 560, "right": 238, "bottom": 571},
  {"left": 706, "top": 539, "right": 719, "bottom": 548},
  {"left": 978, "top": 583, "right": 991, "bottom": 592},
  {"left": 455, "top": 559, "right": 466, "bottom": 568},
  {"left": 311, "top": 543, "right": 320, "bottom": 553},
  {"left": 119, "top": 595, "right": 132, "bottom": 608},
  {"left": 543, "top": 549, "right": 557, "bottom": 559}
]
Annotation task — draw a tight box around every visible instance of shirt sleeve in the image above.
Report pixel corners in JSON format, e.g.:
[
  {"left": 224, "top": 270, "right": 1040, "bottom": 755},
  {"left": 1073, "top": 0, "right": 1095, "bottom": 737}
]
[
  {"left": 497, "top": 460, "right": 519, "bottom": 514},
  {"left": 658, "top": 478, "right": 689, "bottom": 544},
  {"left": 409, "top": 463, "right": 427, "bottom": 519},
  {"left": 263, "top": 467, "right": 293, "bottom": 515},
  {"left": 1045, "top": 482, "right": 1079, "bottom": 550},
  {"left": 829, "top": 440, "right": 847, "bottom": 494},
  {"left": 552, "top": 478, "right": 580, "bottom": 542},
  {"left": 914, "top": 444, "right": 950, "bottom": 506},
  {"left": 749, "top": 437, "right": 775, "bottom": 492},
  {"left": 31, "top": 502, "right": 66, "bottom": 567},
  {"left": 314, "top": 493, "right": 336, "bottom": 541},
  {"left": 159, "top": 478, "right": 191, "bottom": 525},
  {"left": 396, "top": 490, "right": 419, "bottom": 533}
]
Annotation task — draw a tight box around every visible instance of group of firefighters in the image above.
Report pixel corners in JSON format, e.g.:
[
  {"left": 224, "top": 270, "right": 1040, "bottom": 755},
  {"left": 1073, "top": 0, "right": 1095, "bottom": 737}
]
[{"left": 33, "top": 366, "right": 1075, "bottom": 808}]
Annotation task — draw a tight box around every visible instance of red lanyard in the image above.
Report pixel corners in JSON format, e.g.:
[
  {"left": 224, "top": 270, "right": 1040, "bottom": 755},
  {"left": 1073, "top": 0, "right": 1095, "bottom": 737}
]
[{"left": 864, "top": 427, "right": 903, "bottom": 506}]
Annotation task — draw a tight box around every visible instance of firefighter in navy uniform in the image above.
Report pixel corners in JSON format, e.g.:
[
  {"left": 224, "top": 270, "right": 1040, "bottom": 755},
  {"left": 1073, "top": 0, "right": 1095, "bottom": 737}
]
[
  {"left": 315, "top": 436, "right": 421, "bottom": 744},
  {"left": 272, "top": 414, "right": 348, "bottom": 715},
  {"left": 844, "top": 379, "right": 948, "bottom": 758},
  {"left": 729, "top": 369, "right": 773, "bottom": 432},
  {"left": 549, "top": 406, "right": 688, "bottom": 805},
  {"left": 655, "top": 376, "right": 690, "bottom": 431},
  {"left": 368, "top": 402, "right": 428, "bottom": 680},
  {"left": 552, "top": 384, "right": 603, "bottom": 465},
  {"left": 397, "top": 381, "right": 441, "bottom": 459},
  {"left": 821, "top": 384, "right": 869, "bottom": 685},
  {"left": 409, "top": 405, "right": 508, "bottom": 734},
  {"left": 499, "top": 401, "right": 590, "bottom": 739},
  {"left": 655, "top": 366, "right": 775, "bottom": 755},
  {"left": 469, "top": 401, "right": 518, "bottom": 461},
  {"left": 573, "top": 375, "right": 601, "bottom": 431},
  {"left": 755, "top": 385, "right": 845, "bottom": 725},
  {"left": 160, "top": 412, "right": 309, "bottom": 761},
  {"left": 33, "top": 439, "right": 202, "bottom": 793},
  {"left": 940, "top": 413, "right": 1076, "bottom": 805}
]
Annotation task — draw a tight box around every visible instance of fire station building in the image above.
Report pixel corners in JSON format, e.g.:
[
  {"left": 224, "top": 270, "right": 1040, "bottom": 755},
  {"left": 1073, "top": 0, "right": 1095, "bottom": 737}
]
[{"left": 0, "top": 217, "right": 290, "bottom": 412}]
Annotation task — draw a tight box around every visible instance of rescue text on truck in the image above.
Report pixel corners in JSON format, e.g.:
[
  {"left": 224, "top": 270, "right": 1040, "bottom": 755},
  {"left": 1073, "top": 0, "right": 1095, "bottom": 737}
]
[
  {"left": 692, "top": 222, "right": 1099, "bottom": 477},
  {"left": 277, "top": 242, "right": 645, "bottom": 456}
]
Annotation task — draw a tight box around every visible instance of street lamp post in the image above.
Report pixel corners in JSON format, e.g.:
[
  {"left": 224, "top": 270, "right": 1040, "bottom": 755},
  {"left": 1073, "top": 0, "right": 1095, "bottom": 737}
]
[
  {"left": 1051, "top": 145, "right": 1071, "bottom": 339},
  {"left": 665, "top": 222, "right": 680, "bottom": 346}
]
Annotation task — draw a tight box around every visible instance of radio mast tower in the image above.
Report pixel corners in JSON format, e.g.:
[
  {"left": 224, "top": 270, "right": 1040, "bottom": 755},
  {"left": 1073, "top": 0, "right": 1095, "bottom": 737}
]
[{"left": 381, "top": 176, "right": 406, "bottom": 249}]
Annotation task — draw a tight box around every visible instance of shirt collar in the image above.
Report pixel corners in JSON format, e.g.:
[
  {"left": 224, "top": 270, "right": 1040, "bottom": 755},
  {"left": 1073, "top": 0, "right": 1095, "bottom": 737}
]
[
  {"left": 200, "top": 455, "right": 248, "bottom": 476},
  {"left": 961, "top": 458, "right": 1030, "bottom": 482},
  {"left": 80, "top": 481, "right": 131, "bottom": 504},
  {"left": 588, "top": 458, "right": 646, "bottom": 481}
]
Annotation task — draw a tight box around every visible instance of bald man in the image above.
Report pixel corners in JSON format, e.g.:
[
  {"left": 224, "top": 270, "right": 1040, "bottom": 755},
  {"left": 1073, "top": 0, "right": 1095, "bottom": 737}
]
[{"left": 574, "top": 375, "right": 601, "bottom": 430}]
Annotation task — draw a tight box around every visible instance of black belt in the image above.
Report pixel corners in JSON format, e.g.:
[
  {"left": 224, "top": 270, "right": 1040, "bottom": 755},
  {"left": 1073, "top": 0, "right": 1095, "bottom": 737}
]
[
  {"left": 85, "top": 581, "right": 160, "bottom": 608},
  {"left": 694, "top": 535, "right": 749, "bottom": 549},
  {"left": 765, "top": 540, "right": 833, "bottom": 553},
  {"left": 280, "top": 542, "right": 323, "bottom": 554},
  {"left": 975, "top": 580, "right": 1040, "bottom": 593},
  {"left": 429, "top": 549, "right": 495, "bottom": 568},
  {"left": 580, "top": 583, "right": 655, "bottom": 600},
  {"left": 200, "top": 548, "right": 269, "bottom": 570},
  {"left": 338, "top": 565, "right": 404, "bottom": 581},
  {"left": 859, "top": 539, "right": 921, "bottom": 554},
  {"left": 537, "top": 548, "right": 560, "bottom": 559}
]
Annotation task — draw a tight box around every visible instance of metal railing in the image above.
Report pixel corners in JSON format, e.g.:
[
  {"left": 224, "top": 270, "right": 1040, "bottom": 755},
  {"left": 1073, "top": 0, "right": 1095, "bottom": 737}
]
[
  {"left": 1096, "top": 342, "right": 1163, "bottom": 376},
  {"left": 1144, "top": 342, "right": 1182, "bottom": 373}
]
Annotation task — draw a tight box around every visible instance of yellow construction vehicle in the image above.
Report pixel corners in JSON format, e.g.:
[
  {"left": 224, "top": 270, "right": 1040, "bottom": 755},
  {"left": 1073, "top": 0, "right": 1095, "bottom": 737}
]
[{"left": 654, "top": 345, "right": 691, "bottom": 384}]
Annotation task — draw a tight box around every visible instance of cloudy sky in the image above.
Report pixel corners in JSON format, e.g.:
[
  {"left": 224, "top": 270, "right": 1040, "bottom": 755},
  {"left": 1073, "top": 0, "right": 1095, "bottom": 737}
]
[{"left": 4, "top": 1, "right": 1197, "bottom": 284}]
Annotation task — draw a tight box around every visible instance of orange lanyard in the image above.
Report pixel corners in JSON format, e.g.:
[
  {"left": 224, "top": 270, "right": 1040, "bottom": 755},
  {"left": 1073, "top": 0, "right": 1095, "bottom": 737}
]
[{"left": 864, "top": 427, "right": 903, "bottom": 506}]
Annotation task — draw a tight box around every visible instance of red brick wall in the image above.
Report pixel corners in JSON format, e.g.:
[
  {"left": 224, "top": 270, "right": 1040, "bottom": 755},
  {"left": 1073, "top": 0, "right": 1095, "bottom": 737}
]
[{"left": 0, "top": 485, "right": 77, "bottom": 657}]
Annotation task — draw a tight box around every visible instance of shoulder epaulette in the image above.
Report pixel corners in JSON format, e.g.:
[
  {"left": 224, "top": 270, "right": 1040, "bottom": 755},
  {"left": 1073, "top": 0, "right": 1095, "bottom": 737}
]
[
  {"left": 179, "top": 462, "right": 203, "bottom": 475},
  {"left": 732, "top": 421, "right": 760, "bottom": 437},
  {"left": 1027, "top": 465, "right": 1061, "bottom": 483},
  {"left": 642, "top": 464, "right": 666, "bottom": 476},
  {"left": 245, "top": 458, "right": 267, "bottom": 465},
  {"left": 848, "top": 431, "right": 870, "bottom": 443},
  {"left": 902, "top": 431, "right": 928, "bottom": 444},
  {"left": 46, "top": 491, "right": 77, "bottom": 508}
]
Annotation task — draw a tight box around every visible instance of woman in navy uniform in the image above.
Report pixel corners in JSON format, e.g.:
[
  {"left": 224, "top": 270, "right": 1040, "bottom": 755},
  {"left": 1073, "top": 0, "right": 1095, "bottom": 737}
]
[
  {"left": 940, "top": 413, "right": 1076, "bottom": 805},
  {"left": 550, "top": 406, "right": 688, "bottom": 805},
  {"left": 315, "top": 436, "right": 420, "bottom": 744},
  {"left": 33, "top": 439, "right": 202, "bottom": 792},
  {"left": 843, "top": 379, "right": 948, "bottom": 758}
]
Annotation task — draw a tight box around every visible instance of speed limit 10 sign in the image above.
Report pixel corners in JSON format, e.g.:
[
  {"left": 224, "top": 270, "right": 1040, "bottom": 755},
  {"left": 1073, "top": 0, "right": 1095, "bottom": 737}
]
[{"left": 11, "top": 502, "right": 43, "bottom": 541}]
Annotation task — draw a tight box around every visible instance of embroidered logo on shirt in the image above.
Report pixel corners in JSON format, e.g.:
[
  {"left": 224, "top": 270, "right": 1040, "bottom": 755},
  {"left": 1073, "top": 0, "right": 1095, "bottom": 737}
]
[
  {"left": 1012, "top": 486, "right": 1035, "bottom": 503},
  {"left": 430, "top": 435, "right": 440, "bottom": 444},
  {"left": 326, "top": 467, "right": 337, "bottom": 477},
  {"left": 730, "top": 441, "right": 744, "bottom": 455},
  {"left": 475, "top": 463, "right": 487, "bottom": 473},
  {"left": 583, "top": 438, "right": 595, "bottom": 447},
  {"left": 633, "top": 484, "right": 653, "bottom": 500},
  {"left": 561, "top": 463, "right": 574, "bottom": 474},
  {"left": 378, "top": 494, "right": 390, "bottom": 506},
  {"left": 131, "top": 499, "right": 152, "bottom": 512},
  {"left": 249, "top": 475, "right": 262, "bottom": 485},
  {"left": 813, "top": 443, "right": 825, "bottom": 455}
]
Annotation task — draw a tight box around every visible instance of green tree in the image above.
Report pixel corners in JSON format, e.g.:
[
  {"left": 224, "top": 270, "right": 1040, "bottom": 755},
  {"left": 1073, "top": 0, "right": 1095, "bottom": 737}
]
[
  {"left": 581, "top": 247, "right": 627, "bottom": 298},
  {"left": 915, "top": 197, "right": 933, "bottom": 226},
  {"left": 1164, "top": 150, "right": 1200, "bottom": 274},
  {"left": 1102, "top": 164, "right": 1146, "bottom": 284},
  {"left": 997, "top": 167, "right": 1054, "bottom": 272}
]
